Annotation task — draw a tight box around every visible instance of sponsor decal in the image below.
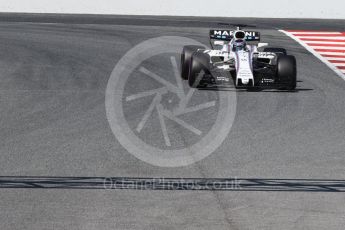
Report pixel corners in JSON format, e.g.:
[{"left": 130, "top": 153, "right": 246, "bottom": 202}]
[
  {"left": 213, "top": 30, "right": 258, "bottom": 37},
  {"left": 211, "top": 30, "right": 260, "bottom": 41}
]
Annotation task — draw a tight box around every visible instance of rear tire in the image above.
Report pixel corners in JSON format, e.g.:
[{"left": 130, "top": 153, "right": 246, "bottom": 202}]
[
  {"left": 264, "top": 47, "right": 287, "bottom": 55},
  {"left": 189, "top": 52, "right": 210, "bottom": 88},
  {"left": 277, "top": 55, "right": 297, "bottom": 90},
  {"left": 181, "top": 45, "right": 205, "bottom": 80}
]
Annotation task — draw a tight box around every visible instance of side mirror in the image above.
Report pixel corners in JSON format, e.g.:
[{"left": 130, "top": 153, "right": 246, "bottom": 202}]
[{"left": 258, "top": 43, "right": 268, "bottom": 48}]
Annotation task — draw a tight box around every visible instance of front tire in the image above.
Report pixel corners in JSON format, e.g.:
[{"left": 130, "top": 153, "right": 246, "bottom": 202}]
[
  {"left": 189, "top": 52, "right": 210, "bottom": 88},
  {"left": 181, "top": 45, "right": 205, "bottom": 80},
  {"left": 277, "top": 55, "right": 297, "bottom": 90}
]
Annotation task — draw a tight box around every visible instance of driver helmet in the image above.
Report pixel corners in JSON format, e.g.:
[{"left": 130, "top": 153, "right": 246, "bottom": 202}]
[{"left": 232, "top": 39, "right": 246, "bottom": 51}]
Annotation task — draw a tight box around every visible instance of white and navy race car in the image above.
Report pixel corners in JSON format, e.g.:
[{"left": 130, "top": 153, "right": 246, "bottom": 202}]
[{"left": 181, "top": 26, "right": 297, "bottom": 90}]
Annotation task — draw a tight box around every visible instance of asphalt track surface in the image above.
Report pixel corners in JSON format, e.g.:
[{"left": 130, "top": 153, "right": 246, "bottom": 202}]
[{"left": 0, "top": 14, "right": 345, "bottom": 229}]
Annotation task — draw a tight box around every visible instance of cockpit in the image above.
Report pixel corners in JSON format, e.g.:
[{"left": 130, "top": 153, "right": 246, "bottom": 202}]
[
  {"left": 232, "top": 31, "right": 247, "bottom": 51},
  {"left": 232, "top": 40, "right": 247, "bottom": 51}
]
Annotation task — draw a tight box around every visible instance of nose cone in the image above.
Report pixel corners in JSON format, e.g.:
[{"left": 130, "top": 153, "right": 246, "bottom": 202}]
[{"left": 242, "top": 78, "right": 250, "bottom": 85}]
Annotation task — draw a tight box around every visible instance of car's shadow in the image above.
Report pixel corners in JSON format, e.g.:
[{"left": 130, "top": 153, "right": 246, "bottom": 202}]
[{"left": 199, "top": 84, "right": 313, "bottom": 93}]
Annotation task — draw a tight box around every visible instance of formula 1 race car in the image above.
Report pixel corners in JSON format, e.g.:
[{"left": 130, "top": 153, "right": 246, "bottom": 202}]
[{"left": 181, "top": 26, "right": 297, "bottom": 90}]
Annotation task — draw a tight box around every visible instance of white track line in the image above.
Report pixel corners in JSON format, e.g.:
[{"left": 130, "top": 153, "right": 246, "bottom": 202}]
[
  {"left": 305, "top": 41, "right": 345, "bottom": 45},
  {"left": 280, "top": 30, "right": 345, "bottom": 81},
  {"left": 307, "top": 46, "right": 345, "bottom": 50},
  {"left": 318, "top": 52, "right": 345, "bottom": 56},
  {"left": 333, "top": 63, "right": 345, "bottom": 67},
  {"left": 289, "top": 32, "right": 342, "bottom": 35},
  {"left": 295, "top": 36, "right": 345, "bottom": 40},
  {"left": 324, "top": 57, "right": 345, "bottom": 61}
]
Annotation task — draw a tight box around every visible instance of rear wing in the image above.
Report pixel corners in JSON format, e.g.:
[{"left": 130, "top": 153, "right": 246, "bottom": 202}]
[{"left": 210, "top": 30, "right": 260, "bottom": 47}]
